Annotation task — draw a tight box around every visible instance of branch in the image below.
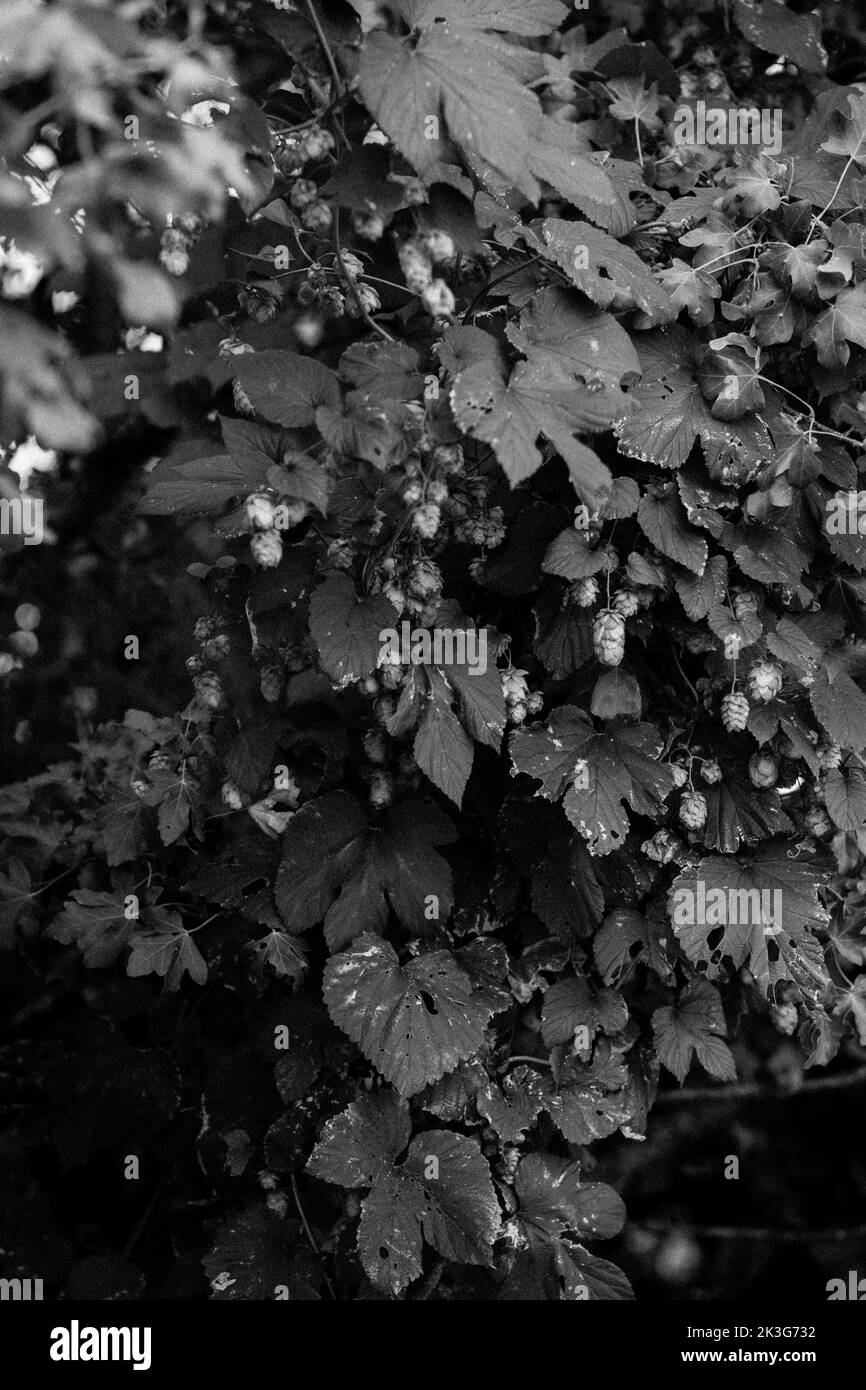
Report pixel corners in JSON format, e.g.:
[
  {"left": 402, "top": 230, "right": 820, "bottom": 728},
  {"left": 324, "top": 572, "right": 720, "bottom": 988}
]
[
  {"left": 633, "top": 1218, "right": 866, "bottom": 1245},
  {"left": 654, "top": 1062, "right": 866, "bottom": 1107},
  {"left": 334, "top": 208, "right": 396, "bottom": 343},
  {"left": 291, "top": 1173, "right": 337, "bottom": 1299},
  {"left": 303, "top": 0, "right": 343, "bottom": 98}
]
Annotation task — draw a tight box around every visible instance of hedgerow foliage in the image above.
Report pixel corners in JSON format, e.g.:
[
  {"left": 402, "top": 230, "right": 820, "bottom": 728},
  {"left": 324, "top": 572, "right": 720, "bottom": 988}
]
[{"left": 3, "top": 0, "right": 866, "bottom": 1300}]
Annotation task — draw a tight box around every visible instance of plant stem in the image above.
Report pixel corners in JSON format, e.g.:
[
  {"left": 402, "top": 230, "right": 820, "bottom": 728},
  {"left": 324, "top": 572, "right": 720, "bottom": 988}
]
[
  {"left": 334, "top": 208, "right": 396, "bottom": 343},
  {"left": 654, "top": 1061, "right": 866, "bottom": 1105}
]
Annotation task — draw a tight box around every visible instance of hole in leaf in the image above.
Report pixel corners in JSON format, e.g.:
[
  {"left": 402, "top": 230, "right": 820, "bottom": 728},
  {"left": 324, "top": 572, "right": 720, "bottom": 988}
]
[
  {"left": 379, "top": 1247, "right": 389, "bottom": 1260},
  {"left": 419, "top": 989, "right": 439, "bottom": 1015}
]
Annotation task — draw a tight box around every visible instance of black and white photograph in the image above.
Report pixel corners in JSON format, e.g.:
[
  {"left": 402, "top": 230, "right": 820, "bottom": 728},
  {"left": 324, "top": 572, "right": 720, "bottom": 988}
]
[{"left": 1, "top": 0, "right": 866, "bottom": 1365}]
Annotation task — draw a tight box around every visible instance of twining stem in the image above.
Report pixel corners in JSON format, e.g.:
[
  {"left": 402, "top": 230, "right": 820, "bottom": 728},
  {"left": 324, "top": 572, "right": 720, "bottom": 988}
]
[
  {"left": 291, "top": 1173, "right": 337, "bottom": 1298},
  {"left": 655, "top": 1061, "right": 866, "bottom": 1105},
  {"left": 807, "top": 127, "right": 866, "bottom": 241},
  {"left": 333, "top": 210, "right": 395, "bottom": 343}
]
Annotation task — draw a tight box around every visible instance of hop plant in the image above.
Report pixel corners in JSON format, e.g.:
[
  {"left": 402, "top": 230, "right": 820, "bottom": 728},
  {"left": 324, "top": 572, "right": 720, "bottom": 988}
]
[
  {"left": 238, "top": 285, "right": 280, "bottom": 323},
  {"left": 300, "top": 126, "right": 335, "bottom": 161},
  {"left": 804, "top": 804, "right": 831, "bottom": 838},
  {"left": 245, "top": 492, "right": 276, "bottom": 530},
  {"left": 148, "top": 750, "right": 174, "bottom": 774},
  {"left": 301, "top": 201, "right": 333, "bottom": 233},
  {"left": 194, "top": 672, "right": 224, "bottom": 710},
  {"left": 501, "top": 668, "right": 530, "bottom": 706},
  {"left": 818, "top": 743, "right": 843, "bottom": 770},
  {"left": 412, "top": 503, "right": 441, "bottom": 539},
  {"left": 468, "top": 556, "right": 487, "bottom": 583},
  {"left": 421, "top": 279, "right": 456, "bottom": 318},
  {"left": 770, "top": 1001, "right": 798, "bottom": 1036},
  {"left": 250, "top": 531, "right": 283, "bottom": 568},
  {"left": 642, "top": 828, "right": 683, "bottom": 863},
  {"left": 260, "top": 666, "right": 283, "bottom": 703},
  {"left": 679, "top": 789, "right": 707, "bottom": 831},
  {"left": 593, "top": 610, "right": 626, "bottom": 666},
  {"left": 347, "top": 283, "right": 381, "bottom": 318},
  {"left": 432, "top": 442, "right": 463, "bottom": 475},
  {"left": 336, "top": 251, "right": 364, "bottom": 282},
  {"left": 203, "top": 635, "right": 231, "bottom": 661},
  {"left": 701, "top": 759, "right": 722, "bottom": 784},
  {"left": 369, "top": 769, "right": 393, "bottom": 808},
  {"left": 570, "top": 577, "right": 599, "bottom": 607},
  {"left": 379, "top": 662, "right": 405, "bottom": 691},
  {"left": 426, "top": 479, "right": 449, "bottom": 506},
  {"left": 612, "top": 588, "right": 640, "bottom": 618},
  {"left": 353, "top": 210, "right": 386, "bottom": 241},
  {"left": 233, "top": 378, "right": 255, "bottom": 415},
  {"left": 363, "top": 728, "right": 389, "bottom": 764},
  {"left": 289, "top": 178, "right": 318, "bottom": 210},
  {"left": 219, "top": 336, "right": 254, "bottom": 360},
  {"left": 749, "top": 751, "right": 778, "bottom": 788},
  {"left": 408, "top": 559, "right": 442, "bottom": 600},
  {"left": 398, "top": 241, "right": 434, "bottom": 294},
  {"left": 669, "top": 763, "right": 688, "bottom": 788},
  {"left": 9, "top": 630, "right": 37, "bottom": 657},
  {"left": 373, "top": 693, "right": 396, "bottom": 728},
  {"left": 721, "top": 690, "right": 750, "bottom": 732},
  {"left": 485, "top": 507, "right": 506, "bottom": 547},
  {"left": 422, "top": 230, "right": 456, "bottom": 262},
  {"left": 221, "top": 780, "right": 244, "bottom": 810},
  {"left": 733, "top": 590, "right": 760, "bottom": 620},
  {"left": 326, "top": 537, "right": 355, "bottom": 569},
  {"left": 748, "top": 661, "right": 783, "bottom": 703},
  {"left": 159, "top": 246, "right": 189, "bottom": 277},
  {"left": 507, "top": 700, "right": 528, "bottom": 726}
]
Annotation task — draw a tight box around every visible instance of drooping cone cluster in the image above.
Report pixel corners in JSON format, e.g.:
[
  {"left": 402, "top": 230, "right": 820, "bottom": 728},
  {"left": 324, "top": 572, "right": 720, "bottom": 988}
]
[
  {"left": 592, "top": 609, "right": 626, "bottom": 666},
  {"left": 749, "top": 751, "right": 778, "bottom": 788},
  {"left": 748, "top": 660, "right": 783, "bottom": 703},
  {"left": 679, "top": 788, "right": 707, "bottom": 831},
  {"left": 721, "top": 690, "right": 749, "bottom": 732}
]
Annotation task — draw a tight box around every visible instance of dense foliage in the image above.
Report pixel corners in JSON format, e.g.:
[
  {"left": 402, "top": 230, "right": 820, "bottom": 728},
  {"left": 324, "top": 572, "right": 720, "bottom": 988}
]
[{"left": 3, "top": 0, "right": 866, "bottom": 1301}]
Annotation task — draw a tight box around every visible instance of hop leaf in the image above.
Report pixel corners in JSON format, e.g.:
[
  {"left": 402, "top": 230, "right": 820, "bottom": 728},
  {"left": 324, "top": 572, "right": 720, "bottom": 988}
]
[
  {"left": 448, "top": 288, "right": 639, "bottom": 506},
  {"left": 652, "top": 979, "right": 736, "bottom": 1084},
  {"left": 656, "top": 258, "right": 721, "bottom": 327},
  {"left": 323, "top": 933, "right": 496, "bottom": 1097},
  {"left": 48, "top": 890, "right": 135, "bottom": 968},
  {"left": 669, "top": 850, "right": 830, "bottom": 997},
  {"left": 803, "top": 284, "right": 866, "bottom": 368},
  {"left": 510, "top": 705, "right": 676, "bottom": 855},
  {"left": 605, "top": 76, "right": 662, "bottom": 130},
  {"left": 615, "top": 326, "right": 772, "bottom": 471},
  {"left": 309, "top": 575, "right": 398, "bottom": 687},
  {"left": 538, "top": 219, "right": 673, "bottom": 323},
  {"left": 276, "top": 791, "right": 456, "bottom": 950},
  {"left": 308, "top": 1089, "right": 500, "bottom": 1296},
  {"left": 127, "top": 909, "right": 207, "bottom": 991}
]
